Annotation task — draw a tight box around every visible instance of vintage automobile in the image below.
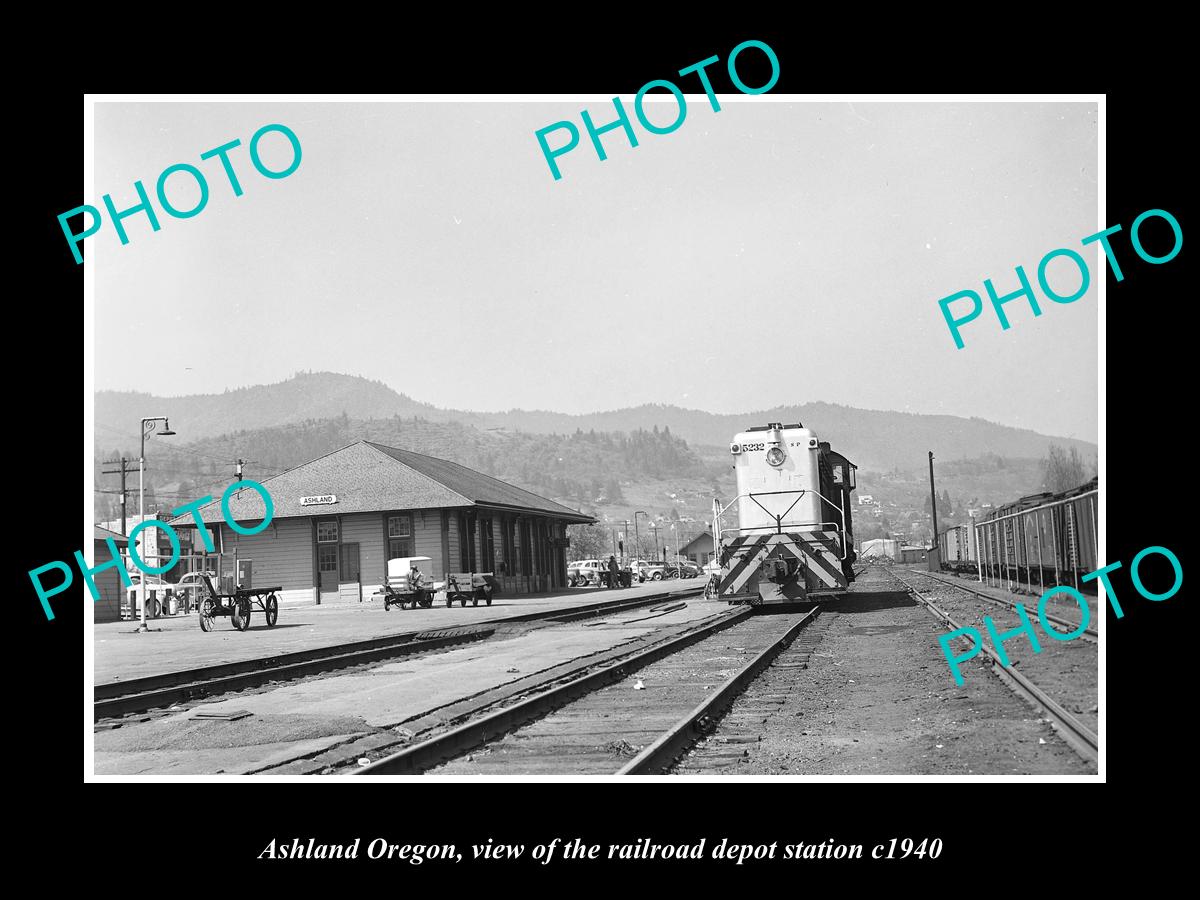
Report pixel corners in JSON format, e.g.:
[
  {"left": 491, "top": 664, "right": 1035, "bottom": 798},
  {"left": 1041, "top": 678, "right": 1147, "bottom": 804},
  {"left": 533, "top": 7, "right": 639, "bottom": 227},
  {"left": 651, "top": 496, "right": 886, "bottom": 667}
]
[
  {"left": 568, "top": 559, "right": 603, "bottom": 587},
  {"left": 630, "top": 560, "right": 665, "bottom": 582},
  {"left": 124, "top": 574, "right": 175, "bottom": 619},
  {"left": 172, "top": 570, "right": 218, "bottom": 614}
]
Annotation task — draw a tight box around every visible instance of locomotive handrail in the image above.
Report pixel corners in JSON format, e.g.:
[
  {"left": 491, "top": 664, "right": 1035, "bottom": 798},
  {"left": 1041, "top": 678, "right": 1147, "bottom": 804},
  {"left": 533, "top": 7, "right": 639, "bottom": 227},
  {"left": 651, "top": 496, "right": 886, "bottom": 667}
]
[{"left": 713, "top": 488, "right": 849, "bottom": 560}]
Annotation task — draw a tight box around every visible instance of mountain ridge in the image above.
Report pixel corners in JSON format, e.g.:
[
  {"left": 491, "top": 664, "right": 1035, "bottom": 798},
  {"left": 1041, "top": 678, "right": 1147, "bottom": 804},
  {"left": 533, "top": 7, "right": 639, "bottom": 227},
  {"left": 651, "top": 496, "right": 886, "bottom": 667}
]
[{"left": 95, "top": 371, "right": 1096, "bottom": 472}]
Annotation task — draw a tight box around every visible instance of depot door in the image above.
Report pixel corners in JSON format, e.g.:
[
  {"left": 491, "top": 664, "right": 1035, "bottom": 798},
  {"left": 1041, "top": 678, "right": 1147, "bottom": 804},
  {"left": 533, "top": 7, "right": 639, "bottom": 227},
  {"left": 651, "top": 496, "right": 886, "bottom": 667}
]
[
  {"left": 318, "top": 544, "right": 339, "bottom": 604},
  {"left": 340, "top": 543, "right": 361, "bottom": 603}
]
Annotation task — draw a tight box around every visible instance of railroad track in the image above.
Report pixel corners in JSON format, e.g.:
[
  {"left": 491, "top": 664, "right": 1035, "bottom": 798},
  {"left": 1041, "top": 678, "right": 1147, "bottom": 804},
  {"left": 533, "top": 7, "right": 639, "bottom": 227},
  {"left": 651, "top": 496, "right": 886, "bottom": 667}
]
[
  {"left": 355, "top": 606, "right": 820, "bottom": 776},
  {"left": 905, "top": 567, "right": 1097, "bottom": 643},
  {"left": 672, "top": 612, "right": 836, "bottom": 772},
  {"left": 94, "top": 588, "right": 701, "bottom": 722},
  {"left": 880, "top": 564, "right": 1098, "bottom": 765}
]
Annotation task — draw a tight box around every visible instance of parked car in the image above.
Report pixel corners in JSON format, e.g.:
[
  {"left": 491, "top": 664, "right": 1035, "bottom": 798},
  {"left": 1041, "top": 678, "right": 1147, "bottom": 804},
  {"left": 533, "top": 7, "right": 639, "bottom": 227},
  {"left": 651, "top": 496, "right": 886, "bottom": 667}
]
[
  {"left": 124, "top": 574, "right": 175, "bottom": 618},
  {"left": 630, "top": 560, "right": 665, "bottom": 581},
  {"left": 172, "top": 571, "right": 218, "bottom": 613},
  {"left": 678, "top": 562, "right": 703, "bottom": 578},
  {"left": 568, "top": 559, "right": 602, "bottom": 587}
]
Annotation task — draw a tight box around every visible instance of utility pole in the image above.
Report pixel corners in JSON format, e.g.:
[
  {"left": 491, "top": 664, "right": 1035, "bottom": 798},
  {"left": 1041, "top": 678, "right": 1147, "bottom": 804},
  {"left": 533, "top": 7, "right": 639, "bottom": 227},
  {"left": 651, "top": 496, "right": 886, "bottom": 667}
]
[
  {"left": 137, "top": 416, "right": 176, "bottom": 632},
  {"left": 928, "top": 450, "right": 940, "bottom": 549},
  {"left": 101, "top": 457, "right": 136, "bottom": 538}
]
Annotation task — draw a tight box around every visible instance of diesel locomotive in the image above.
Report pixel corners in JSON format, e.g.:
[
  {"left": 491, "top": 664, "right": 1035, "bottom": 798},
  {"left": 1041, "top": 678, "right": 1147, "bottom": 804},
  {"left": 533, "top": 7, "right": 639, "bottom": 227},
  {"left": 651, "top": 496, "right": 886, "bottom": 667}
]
[{"left": 712, "top": 422, "right": 857, "bottom": 605}]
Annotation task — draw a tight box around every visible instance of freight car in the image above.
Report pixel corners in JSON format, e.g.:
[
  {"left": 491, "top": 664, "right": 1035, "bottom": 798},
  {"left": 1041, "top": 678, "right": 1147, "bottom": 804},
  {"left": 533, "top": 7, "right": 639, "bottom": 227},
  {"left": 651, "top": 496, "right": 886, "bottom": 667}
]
[
  {"left": 938, "top": 477, "right": 1098, "bottom": 592},
  {"left": 712, "top": 422, "right": 857, "bottom": 606},
  {"left": 939, "top": 522, "right": 978, "bottom": 574}
]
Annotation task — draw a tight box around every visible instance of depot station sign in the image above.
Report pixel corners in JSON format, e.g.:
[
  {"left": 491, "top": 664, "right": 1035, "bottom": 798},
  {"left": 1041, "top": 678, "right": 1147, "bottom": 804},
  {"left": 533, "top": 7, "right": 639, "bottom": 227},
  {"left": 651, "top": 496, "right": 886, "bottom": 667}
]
[{"left": 299, "top": 495, "right": 338, "bottom": 507}]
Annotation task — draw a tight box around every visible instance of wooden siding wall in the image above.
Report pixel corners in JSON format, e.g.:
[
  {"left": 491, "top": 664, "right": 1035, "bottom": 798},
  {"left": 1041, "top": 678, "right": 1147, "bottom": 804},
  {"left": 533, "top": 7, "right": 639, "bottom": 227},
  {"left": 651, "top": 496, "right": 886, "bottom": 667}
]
[
  {"left": 93, "top": 540, "right": 123, "bottom": 622},
  {"left": 413, "top": 510, "right": 444, "bottom": 578},
  {"left": 446, "top": 511, "right": 460, "bottom": 578},
  {"left": 492, "top": 518, "right": 503, "bottom": 573},
  {"left": 220, "top": 518, "right": 314, "bottom": 605}
]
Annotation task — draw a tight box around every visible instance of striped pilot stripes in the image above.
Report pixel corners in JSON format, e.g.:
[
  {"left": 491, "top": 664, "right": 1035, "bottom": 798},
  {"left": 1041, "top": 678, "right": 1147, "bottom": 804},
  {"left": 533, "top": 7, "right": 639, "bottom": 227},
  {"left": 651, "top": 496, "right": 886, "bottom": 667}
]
[{"left": 718, "top": 530, "right": 847, "bottom": 599}]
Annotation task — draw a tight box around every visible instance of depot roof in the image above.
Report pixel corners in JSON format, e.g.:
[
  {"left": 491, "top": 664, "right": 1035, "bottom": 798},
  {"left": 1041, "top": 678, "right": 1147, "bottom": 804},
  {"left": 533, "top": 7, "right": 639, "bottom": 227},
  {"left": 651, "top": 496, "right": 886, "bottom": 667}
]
[
  {"left": 94, "top": 525, "right": 129, "bottom": 545},
  {"left": 167, "top": 440, "right": 592, "bottom": 526}
]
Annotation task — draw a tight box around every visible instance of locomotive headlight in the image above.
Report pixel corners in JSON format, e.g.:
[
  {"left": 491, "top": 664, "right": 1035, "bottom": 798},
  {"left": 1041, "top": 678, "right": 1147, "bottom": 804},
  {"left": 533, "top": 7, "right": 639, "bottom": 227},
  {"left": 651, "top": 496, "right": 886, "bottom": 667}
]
[{"left": 766, "top": 447, "right": 786, "bottom": 467}]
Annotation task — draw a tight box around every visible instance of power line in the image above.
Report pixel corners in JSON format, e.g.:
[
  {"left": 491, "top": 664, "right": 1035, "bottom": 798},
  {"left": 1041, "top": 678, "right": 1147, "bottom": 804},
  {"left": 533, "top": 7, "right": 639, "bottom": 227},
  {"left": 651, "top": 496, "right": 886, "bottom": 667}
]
[{"left": 94, "top": 422, "right": 251, "bottom": 464}]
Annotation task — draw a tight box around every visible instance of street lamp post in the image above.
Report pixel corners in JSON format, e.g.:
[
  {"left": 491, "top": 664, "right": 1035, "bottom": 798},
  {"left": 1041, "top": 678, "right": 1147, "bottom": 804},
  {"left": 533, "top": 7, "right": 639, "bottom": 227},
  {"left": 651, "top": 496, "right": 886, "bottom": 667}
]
[{"left": 138, "top": 416, "right": 176, "bottom": 633}]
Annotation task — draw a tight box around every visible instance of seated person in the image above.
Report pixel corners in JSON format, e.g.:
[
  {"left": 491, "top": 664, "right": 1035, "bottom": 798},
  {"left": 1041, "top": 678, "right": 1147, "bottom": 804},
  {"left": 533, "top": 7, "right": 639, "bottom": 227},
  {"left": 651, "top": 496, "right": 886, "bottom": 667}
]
[{"left": 409, "top": 566, "right": 429, "bottom": 591}]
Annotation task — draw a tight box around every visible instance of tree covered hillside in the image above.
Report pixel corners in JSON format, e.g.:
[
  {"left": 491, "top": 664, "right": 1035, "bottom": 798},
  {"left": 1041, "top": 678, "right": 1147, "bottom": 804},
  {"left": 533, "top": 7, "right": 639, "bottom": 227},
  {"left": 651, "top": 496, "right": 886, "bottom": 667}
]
[{"left": 93, "top": 415, "right": 707, "bottom": 521}]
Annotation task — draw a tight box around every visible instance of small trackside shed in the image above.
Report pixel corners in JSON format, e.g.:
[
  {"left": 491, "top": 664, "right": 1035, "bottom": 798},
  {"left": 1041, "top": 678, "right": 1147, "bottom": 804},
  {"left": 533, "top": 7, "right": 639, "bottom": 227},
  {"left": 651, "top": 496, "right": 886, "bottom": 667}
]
[
  {"left": 93, "top": 526, "right": 130, "bottom": 623},
  {"left": 167, "top": 440, "right": 593, "bottom": 605}
]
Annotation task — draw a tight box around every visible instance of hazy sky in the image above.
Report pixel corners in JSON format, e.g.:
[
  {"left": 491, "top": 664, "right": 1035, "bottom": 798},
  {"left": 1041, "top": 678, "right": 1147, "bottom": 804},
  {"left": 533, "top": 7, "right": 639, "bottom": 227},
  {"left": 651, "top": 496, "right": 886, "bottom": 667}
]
[{"left": 94, "top": 100, "right": 1098, "bottom": 441}]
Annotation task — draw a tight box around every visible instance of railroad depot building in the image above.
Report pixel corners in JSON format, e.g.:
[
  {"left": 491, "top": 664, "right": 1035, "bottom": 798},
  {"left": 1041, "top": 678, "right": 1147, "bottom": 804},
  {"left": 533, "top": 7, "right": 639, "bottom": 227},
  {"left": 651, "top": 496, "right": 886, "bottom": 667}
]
[{"left": 168, "top": 441, "right": 592, "bottom": 605}]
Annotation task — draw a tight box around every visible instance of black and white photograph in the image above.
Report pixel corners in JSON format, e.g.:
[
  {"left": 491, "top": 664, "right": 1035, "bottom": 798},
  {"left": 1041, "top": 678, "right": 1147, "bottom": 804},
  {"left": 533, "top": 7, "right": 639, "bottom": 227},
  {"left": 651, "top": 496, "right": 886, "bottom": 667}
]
[{"left": 79, "top": 94, "right": 1109, "bottom": 781}]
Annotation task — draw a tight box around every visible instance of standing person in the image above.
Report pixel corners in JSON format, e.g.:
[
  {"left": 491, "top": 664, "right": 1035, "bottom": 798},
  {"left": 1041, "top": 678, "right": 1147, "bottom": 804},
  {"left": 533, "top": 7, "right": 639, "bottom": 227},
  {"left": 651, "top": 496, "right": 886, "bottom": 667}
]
[{"left": 608, "top": 555, "right": 619, "bottom": 589}]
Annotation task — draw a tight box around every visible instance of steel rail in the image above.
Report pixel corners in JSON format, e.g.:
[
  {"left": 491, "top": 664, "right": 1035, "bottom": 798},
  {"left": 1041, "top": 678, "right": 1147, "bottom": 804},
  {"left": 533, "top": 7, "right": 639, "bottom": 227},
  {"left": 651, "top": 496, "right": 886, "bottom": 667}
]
[
  {"left": 617, "top": 607, "right": 821, "bottom": 774},
  {"left": 911, "top": 568, "right": 1097, "bottom": 643},
  {"left": 356, "top": 605, "right": 754, "bottom": 775},
  {"left": 95, "top": 587, "right": 702, "bottom": 721},
  {"left": 885, "top": 567, "right": 1098, "bottom": 765}
]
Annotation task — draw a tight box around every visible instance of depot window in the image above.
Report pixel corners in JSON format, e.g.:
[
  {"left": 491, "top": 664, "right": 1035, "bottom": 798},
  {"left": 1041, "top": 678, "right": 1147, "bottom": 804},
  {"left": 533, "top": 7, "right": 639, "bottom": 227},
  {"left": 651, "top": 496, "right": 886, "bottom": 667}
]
[
  {"left": 388, "top": 514, "right": 414, "bottom": 560},
  {"left": 317, "top": 520, "right": 338, "bottom": 543}
]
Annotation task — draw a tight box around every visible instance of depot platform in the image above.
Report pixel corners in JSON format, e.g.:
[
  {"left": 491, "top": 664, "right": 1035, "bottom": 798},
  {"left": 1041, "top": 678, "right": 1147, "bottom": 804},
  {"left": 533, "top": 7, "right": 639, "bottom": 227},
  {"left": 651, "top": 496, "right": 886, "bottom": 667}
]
[{"left": 93, "top": 580, "right": 699, "bottom": 686}]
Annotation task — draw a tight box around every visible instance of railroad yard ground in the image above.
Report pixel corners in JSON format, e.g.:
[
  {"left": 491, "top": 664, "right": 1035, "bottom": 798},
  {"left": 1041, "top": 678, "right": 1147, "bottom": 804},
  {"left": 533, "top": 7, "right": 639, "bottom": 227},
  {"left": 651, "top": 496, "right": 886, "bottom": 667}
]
[
  {"left": 92, "top": 567, "right": 1099, "bottom": 777},
  {"left": 677, "top": 567, "right": 1096, "bottom": 775}
]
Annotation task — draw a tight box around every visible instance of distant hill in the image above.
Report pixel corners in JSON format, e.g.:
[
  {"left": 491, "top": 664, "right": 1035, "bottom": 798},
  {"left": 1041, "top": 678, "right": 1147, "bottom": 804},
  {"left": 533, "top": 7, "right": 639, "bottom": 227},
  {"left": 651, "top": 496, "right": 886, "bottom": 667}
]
[
  {"left": 95, "top": 373, "right": 438, "bottom": 439},
  {"left": 92, "top": 415, "right": 712, "bottom": 523},
  {"left": 96, "top": 372, "right": 1096, "bottom": 473}
]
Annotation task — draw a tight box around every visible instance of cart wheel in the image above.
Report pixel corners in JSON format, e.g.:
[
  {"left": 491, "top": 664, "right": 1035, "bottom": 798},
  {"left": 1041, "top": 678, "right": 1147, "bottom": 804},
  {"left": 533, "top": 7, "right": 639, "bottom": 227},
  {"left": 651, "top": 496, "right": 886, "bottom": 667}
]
[
  {"left": 265, "top": 594, "right": 279, "bottom": 627},
  {"left": 484, "top": 588, "right": 493, "bottom": 607},
  {"left": 445, "top": 594, "right": 453, "bottom": 608},
  {"left": 231, "top": 598, "right": 251, "bottom": 631},
  {"left": 472, "top": 595, "right": 479, "bottom": 607},
  {"left": 198, "top": 598, "right": 216, "bottom": 632},
  {"left": 460, "top": 594, "right": 468, "bottom": 608}
]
